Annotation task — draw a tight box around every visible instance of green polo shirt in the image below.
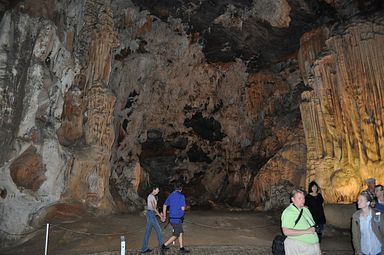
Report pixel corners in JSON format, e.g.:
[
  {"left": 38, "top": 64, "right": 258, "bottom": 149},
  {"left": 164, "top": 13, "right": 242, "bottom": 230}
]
[{"left": 281, "top": 203, "right": 319, "bottom": 244}]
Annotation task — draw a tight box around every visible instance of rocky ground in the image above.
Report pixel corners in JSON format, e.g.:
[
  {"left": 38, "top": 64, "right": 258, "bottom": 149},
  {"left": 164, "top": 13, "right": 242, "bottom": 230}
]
[{"left": 0, "top": 210, "right": 353, "bottom": 255}]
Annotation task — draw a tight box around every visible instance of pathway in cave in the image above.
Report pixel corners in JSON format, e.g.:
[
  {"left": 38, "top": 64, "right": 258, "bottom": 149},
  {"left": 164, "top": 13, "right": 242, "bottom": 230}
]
[{"left": 0, "top": 210, "right": 353, "bottom": 255}]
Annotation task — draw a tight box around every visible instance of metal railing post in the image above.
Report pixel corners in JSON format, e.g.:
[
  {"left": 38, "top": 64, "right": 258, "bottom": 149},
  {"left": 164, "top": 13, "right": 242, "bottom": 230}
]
[
  {"left": 44, "top": 223, "right": 49, "bottom": 255},
  {"left": 120, "top": 235, "right": 125, "bottom": 255}
]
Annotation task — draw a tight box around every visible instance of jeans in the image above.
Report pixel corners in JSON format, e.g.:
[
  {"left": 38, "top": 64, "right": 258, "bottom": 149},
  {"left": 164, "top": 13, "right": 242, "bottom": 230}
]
[
  {"left": 141, "top": 210, "right": 164, "bottom": 252},
  {"left": 361, "top": 253, "right": 381, "bottom": 255}
]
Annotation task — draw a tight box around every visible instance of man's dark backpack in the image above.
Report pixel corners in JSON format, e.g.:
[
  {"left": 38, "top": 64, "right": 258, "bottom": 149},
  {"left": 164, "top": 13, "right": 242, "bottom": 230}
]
[{"left": 272, "top": 208, "right": 303, "bottom": 255}]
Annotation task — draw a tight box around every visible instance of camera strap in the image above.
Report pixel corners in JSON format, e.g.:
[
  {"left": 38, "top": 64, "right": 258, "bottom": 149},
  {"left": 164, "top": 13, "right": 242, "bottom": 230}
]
[
  {"left": 302, "top": 209, "right": 316, "bottom": 227},
  {"left": 294, "top": 209, "right": 303, "bottom": 227}
]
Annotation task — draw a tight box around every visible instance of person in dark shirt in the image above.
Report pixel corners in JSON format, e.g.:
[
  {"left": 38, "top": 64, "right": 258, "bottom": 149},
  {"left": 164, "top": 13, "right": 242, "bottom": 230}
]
[
  {"left": 305, "top": 181, "right": 326, "bottom": 243},
  {"left": 373, "top": 184, "right": 384, "bottom": 213}
]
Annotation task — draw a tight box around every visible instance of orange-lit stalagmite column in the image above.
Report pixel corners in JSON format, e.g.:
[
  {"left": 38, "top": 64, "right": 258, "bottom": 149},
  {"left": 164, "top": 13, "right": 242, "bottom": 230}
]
[{"left": 298, "top": 15, "right": 384, "bottom": 203}]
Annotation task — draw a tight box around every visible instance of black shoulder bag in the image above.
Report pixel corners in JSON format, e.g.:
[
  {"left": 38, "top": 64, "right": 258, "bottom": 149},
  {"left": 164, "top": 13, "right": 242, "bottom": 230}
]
[{"left": 272, "top": 209, "right": 303, "bottom": 255}]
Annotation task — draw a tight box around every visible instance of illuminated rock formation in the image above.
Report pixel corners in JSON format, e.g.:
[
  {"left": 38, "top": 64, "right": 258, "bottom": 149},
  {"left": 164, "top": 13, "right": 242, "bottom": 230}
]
[
  {"left": 0, "top": 0, "right": 117, "bottom": 238},
  {"left": 298, "top": 14, "right": 384, "bottom": 203}
]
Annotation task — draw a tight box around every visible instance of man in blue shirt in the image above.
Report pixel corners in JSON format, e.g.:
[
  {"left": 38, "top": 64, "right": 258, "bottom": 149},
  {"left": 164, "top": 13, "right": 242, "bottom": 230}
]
[{"left": 161, "top": 183, "right": 189, "bottom": 253}]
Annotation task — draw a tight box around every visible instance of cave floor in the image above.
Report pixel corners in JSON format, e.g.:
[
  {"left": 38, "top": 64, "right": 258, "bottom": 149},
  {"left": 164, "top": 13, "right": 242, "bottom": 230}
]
[{"left": 1, "top": 210, "right": 353, "bottom": 255}]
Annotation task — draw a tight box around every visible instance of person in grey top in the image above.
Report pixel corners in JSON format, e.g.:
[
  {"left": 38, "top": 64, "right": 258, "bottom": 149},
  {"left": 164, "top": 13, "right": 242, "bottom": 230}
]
[
  {"left": 141, "top": 185, "right": 167, "bottom": 253},
  {"left": 364, "top": 178, "right": 376, "bottom": 202}
]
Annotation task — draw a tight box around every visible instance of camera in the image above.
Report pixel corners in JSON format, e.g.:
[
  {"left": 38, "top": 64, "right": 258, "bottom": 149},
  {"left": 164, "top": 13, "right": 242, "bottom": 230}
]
[{"left": 312, "top": 225, "right": 322, "bottom": 234}]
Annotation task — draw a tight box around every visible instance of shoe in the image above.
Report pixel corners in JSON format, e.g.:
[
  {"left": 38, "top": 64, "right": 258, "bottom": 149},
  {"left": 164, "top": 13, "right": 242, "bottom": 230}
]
[
  {"left": 179, "top": 247, "right": 190, "bottom": 253},
  {"left": 161, "top": 244, "right": 170, "bottom": 250},
  {"left": 141, "top": 249, "right": 152, "bottom": 253}
]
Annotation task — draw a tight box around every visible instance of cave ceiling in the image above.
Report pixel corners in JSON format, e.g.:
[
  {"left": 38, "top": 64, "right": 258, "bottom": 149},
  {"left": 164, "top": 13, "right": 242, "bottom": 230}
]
[
  {"left": 0, "top": 0, "right": 381, "bottom": 71},
  {"left": 130, "top": 0, "right": 350, "bottom": 72}
]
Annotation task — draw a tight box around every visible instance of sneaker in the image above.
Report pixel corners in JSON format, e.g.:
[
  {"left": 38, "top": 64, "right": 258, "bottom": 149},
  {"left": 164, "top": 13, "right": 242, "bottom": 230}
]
[
  {"left": 161, "top": 244, "right": 170, "bottom": 250},
  {"left": 179, "top": 247, "right": 190, "bottom": 253},
  {"left": 141, "top": 249, "right": 152, "bottom": 253}
]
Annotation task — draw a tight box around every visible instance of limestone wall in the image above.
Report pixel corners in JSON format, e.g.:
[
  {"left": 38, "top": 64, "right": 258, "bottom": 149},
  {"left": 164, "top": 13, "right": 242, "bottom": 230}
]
[{"left": 0, "top": 0, "right": 117, "bottom": 239}]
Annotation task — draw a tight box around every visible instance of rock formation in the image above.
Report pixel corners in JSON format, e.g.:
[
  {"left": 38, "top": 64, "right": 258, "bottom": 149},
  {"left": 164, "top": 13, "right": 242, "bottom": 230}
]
[
  {"left": 109, "top": 2, "right": 307, "bottom": 211},
  {"left": 0, "top": 0, "right": 117, "bottom": 239},
  {"left": 61, "top": 0, "right": 118, "bottom": 211},
  {"left": 0, "top": 10, "right": 74, "bottom": 239},
  {"left": 0, "top": 0, "right": 382, "bottom": 242},
  {"left": 298, "top": 13, "right": 384, "bottom": 203}
]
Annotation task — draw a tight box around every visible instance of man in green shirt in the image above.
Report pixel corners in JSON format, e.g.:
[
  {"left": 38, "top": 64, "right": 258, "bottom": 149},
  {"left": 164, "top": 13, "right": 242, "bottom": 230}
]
[{"left": 281, "top": 189, "right": 321, "bottom": 255}]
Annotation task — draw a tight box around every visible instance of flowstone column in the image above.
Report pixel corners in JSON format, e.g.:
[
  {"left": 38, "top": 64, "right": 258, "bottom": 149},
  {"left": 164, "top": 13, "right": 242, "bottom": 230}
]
[{"left": 298, "top": 15, "right": 384, "bottom": 203}]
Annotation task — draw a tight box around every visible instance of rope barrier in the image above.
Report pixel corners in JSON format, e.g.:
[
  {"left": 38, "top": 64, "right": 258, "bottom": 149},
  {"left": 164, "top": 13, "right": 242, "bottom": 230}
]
[
  {"left": 51, "top": 224, "right": 145, "bottom": 236},
  {"left": 0, "top": 223, "right": 145, "bottom": 237},
  {"left": 0, "top": 225, "right": 45, "bottom": 236},
  {"left": 184, "top": 220, "right": 275, "bottom": 230},
  {"left": 0, "top": 218, "right": 276, "bottom": 237}
]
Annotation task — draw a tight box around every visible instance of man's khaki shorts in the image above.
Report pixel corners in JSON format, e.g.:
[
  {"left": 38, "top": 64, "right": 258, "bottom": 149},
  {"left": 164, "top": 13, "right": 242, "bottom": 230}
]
[{"left": 284, "top": 237, "right": 321, "bottom": 255}]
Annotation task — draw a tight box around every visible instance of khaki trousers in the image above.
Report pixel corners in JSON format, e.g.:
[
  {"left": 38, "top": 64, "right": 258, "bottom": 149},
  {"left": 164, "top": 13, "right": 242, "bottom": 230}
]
[{"left": 284, "top": 237, "right": 321, "bottom": 255}]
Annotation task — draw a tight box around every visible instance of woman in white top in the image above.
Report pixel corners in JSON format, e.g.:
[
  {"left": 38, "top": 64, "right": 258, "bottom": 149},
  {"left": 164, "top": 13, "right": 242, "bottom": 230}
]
[{"left": 141, "top": 186, "right": 166, "bottom": 253}]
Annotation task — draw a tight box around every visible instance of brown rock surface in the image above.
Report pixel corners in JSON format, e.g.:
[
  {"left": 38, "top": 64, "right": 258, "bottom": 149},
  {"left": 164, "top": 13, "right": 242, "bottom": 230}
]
[
  {"left": 251, "top": 0, "right": 292, "bottom": 28},
  {"left": 10, "top": 146, "right": 46, "bottom": 192},
  {"left": 57, "top": 87, "right": 84, "bottom": 146},
  {"left": 246, "top": 72, "right": 307, "bottom": 208},
  {"left": 109, "top": 11, "right": 307, "bottom": 208}
]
